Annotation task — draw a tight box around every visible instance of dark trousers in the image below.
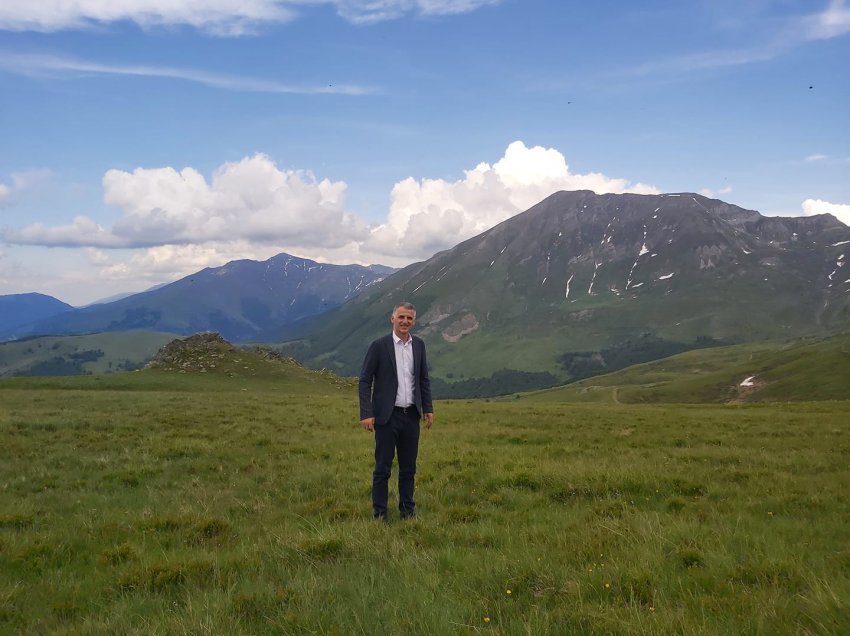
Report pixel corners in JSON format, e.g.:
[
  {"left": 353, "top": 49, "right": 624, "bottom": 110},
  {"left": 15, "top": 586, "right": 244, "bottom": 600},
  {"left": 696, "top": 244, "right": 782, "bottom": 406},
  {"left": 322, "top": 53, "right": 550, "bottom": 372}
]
[{"left": 372, "top": 407, "right": 420, "bottom": 518}]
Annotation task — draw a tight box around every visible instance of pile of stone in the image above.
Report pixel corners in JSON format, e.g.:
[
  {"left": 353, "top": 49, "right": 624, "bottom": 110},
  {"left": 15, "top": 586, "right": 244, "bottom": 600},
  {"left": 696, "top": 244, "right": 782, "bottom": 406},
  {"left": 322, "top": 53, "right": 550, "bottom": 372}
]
[{"left": 145, "top": 332, "right": 235, "bottom": 373}]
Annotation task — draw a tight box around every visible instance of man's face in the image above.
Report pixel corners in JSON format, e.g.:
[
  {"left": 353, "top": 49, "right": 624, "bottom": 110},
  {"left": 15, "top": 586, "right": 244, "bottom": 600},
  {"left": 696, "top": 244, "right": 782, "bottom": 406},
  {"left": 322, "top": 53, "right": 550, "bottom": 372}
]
[{"left": 390, "top": 307, "right": 416, "bottom": 340}]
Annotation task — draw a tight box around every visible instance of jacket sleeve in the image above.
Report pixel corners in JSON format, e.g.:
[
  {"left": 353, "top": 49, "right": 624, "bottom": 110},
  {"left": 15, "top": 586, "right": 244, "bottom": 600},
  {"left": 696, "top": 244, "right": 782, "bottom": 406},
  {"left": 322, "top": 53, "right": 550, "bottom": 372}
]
[
  {"left": 419, "top": 340, "right": 433, "bottom": 414},
  {"left": 358, "top": 340, "right": 378, "bottom": 420}
]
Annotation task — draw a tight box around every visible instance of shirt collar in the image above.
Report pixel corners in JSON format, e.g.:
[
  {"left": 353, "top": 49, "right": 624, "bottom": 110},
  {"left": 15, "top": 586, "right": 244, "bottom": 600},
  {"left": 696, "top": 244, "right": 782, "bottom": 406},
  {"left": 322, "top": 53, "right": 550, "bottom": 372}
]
[{"left": 392, "top": 331, "right": 412, "bottom": 346}]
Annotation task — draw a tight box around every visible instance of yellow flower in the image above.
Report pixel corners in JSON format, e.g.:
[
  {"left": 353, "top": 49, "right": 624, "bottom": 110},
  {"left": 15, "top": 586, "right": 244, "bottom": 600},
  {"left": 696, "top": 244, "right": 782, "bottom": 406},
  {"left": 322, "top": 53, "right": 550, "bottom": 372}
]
[
  {"left": 604, "top": 583, "right": 610, "bottom": 589},
  {"left": 484, "top": 616, "right": 491, "bottom": 623},
  {"left": 506, "top": 589, "right": 512, "bottom": 595}
]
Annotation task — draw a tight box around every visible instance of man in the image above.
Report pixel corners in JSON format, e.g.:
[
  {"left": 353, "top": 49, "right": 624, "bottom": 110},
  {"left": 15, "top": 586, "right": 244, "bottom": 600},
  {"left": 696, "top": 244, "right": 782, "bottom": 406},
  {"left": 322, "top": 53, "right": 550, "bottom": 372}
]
[{"left": 358, "top": 302, "right": 434, "bottom": 521}]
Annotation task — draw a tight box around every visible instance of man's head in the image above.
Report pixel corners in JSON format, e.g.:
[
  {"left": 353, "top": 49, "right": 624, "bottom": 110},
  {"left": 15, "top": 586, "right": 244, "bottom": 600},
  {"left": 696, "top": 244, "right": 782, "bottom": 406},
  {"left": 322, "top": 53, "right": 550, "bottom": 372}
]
[{"left": 390, "top": 302, "right": 416, "bottom": 341}]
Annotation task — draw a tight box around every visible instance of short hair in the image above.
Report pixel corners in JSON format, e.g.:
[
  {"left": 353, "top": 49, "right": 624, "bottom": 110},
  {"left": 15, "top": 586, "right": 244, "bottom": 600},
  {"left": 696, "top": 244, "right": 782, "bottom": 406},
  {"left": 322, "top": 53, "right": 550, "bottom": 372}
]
[{"left": 393, "top": 301, "right": 416, "bottom": 314}]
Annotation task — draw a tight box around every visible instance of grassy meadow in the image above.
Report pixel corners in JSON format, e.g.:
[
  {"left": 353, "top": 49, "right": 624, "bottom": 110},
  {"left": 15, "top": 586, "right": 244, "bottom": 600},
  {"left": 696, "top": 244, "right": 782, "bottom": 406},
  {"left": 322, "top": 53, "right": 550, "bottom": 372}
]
[{"left": 1, "top": 358, "right": 848, "bottom": 634}]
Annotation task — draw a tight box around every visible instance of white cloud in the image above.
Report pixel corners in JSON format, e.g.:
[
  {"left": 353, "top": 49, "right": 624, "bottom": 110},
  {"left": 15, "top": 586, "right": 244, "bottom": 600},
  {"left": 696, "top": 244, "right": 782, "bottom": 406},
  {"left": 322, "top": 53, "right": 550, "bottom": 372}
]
[
  {"left": 634, "top": 1, "right": 850, "bottom": 77},
  {"left": 365, "top": 140, "right": 659, "bottom": 258},
  {"left": 0, "top": 53, "right": 373, "bottom": 96},
  {"left": 802, "top": 198, "right": 850, "bottom": 226},
  {"left": 804, "top": 0, "right": 850, "bottom": 40},
  {"left": 0, "top": 0, "right": 295, "bottom": 35},
  {"left": 417, "top": 0, "right": 500, "bottom": 15},
  {"left": 334, "top": 0, "right": 500, "bottom": 23},
  {"left": 2, "top": 141, "right": 659, "bottom": 277},
  {"left": 3, "top": 154, "right": 368, "bottom": 249},
  {"left": 698, "top": 186, "right": 733, "bottom": 198},
  {"left": 0, "top": 169, "right": 52, "bottom": 206},
  {"left": 0, "top": 0, "right": 500, "bottom": 33},
  {"left": 804, "top": 154, "right": 830, "bottom": 163},
  {"left": 5, "top": 216, "right": 120, "bottom": 248},
  {"left": 98, "top": 242, "right": 282, "bottom": 282},
  {"left": 84, "top": 248, "right": 110, "bottom": 265}
]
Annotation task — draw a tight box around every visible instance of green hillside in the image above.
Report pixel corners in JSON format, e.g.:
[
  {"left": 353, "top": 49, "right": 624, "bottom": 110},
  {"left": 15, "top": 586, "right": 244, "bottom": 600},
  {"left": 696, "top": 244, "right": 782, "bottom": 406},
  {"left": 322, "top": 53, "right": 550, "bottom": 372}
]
[
  {"left": 522, "top": 331, "right": 850, "bottom": 404},
  {"left": 0, "top": 332, "right": 179, "bottom": 377},
  {"left": 0, "top": 334, "right": 354, "bottom": 395}
]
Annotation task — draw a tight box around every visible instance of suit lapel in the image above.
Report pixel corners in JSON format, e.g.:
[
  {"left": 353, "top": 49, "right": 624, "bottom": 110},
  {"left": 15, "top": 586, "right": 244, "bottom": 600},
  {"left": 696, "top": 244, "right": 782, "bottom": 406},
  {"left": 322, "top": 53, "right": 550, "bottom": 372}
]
[
  {"left": 411, "top": 336, "right": 418, "bottom": 380},
  {"left": 385, "top": 334, "right": 397, "bottom": 375}
]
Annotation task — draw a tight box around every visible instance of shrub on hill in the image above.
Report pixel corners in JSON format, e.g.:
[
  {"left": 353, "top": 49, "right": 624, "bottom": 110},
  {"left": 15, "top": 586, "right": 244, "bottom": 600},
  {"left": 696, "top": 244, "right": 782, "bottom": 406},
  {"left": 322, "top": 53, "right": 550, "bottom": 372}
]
[
  {"left": 18, "top": 349, "right": 105, "bottom": 376},
  {"left": 560, "top": 334, "right": 722, "bottom": 381},
  {"left": 431, "top": 369, "right": 560, "bottom": 398}
]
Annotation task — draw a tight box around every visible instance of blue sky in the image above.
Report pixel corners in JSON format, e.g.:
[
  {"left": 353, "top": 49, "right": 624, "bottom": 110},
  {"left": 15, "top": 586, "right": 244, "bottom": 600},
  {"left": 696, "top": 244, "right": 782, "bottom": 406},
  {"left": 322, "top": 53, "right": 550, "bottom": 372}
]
[{"left": 0, "top": 0, "right": 848, "bottom": 305}]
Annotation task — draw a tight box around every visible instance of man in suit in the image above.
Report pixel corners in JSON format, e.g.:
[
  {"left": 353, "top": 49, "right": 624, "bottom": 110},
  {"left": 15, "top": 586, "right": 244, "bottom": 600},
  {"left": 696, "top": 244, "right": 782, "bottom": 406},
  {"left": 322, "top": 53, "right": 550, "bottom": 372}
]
[{"left": 359, "top": 302, "right": 434, "bottom": 521}]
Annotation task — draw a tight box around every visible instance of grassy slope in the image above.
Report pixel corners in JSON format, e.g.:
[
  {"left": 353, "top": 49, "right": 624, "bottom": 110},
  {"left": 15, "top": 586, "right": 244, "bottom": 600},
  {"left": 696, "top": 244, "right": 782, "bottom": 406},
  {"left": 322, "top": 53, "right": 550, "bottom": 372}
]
[
  {"left": 1, "top": 360, "right": 848, "bottom": 634},
  {"left": 522, "top": 332, "right": 850, "bottom": 404},
  {"left": 0, "top": 332, "right": 180, "bottom": 377}
]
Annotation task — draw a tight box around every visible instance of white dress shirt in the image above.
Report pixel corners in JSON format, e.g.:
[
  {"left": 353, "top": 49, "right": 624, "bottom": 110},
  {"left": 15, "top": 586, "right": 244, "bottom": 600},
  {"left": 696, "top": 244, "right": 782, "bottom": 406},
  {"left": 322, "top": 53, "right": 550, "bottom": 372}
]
[{"left": 392, "top": 331, "right": 415, "bottom": 407}]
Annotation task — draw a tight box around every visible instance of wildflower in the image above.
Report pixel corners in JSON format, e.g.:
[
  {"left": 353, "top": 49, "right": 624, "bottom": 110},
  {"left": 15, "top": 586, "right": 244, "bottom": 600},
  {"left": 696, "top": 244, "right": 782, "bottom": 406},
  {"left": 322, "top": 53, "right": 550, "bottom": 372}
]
[
  {"left": 484, "top": 616, "right": 491, "bottom": 623},
  {"left": 506, "top": 589, "right": 512, "bottom": 595},
  {"left": 605, "top": 583, "right": 610, "bottom": 589}
]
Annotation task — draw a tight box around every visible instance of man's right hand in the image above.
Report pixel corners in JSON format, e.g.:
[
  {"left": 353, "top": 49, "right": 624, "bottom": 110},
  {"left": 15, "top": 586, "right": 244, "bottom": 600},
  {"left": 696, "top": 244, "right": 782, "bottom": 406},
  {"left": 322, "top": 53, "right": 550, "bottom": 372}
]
[{"left": 360, "top": 417, "right": 375, "bottom": 432}]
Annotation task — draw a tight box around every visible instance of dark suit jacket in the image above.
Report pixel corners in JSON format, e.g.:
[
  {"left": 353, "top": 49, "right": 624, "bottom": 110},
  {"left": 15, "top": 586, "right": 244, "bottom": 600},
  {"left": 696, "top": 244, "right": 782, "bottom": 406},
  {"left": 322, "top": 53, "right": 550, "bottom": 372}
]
[{"left": 358, "top": 333, "right": 433, "bottom": 426}]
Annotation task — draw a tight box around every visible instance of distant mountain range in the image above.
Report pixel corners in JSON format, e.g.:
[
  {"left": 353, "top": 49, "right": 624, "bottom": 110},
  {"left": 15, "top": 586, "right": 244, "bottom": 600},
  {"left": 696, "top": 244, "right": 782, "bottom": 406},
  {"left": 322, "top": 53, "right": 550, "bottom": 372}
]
[
  {"left": 280, "top": 190, "right": 850, "bottom": 396},
  {"left": 3, "top": 191, "right": 848, "bottom": 397},
  {"left": 0, "top": 293, "right": 73, "bottom": 334},
  {"left": 0, "top": 253, "right": 394, "bottom": 342}
]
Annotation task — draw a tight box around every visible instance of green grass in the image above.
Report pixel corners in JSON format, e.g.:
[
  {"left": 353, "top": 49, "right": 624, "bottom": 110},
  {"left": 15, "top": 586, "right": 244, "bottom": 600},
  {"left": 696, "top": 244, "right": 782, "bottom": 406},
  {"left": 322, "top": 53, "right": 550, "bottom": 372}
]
[
  {"left": 1, "top": 363, "right": 848, "bottom": 634},
  {"left": 524, "top": 331, "right": 850, "bottom": 404}
]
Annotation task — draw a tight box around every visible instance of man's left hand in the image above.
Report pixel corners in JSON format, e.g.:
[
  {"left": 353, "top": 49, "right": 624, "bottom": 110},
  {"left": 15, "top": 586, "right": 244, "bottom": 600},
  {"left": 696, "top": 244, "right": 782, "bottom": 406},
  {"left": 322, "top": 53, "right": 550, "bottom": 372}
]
[{"left": 424, "top": 412, "right": 434, "bottom": 429}]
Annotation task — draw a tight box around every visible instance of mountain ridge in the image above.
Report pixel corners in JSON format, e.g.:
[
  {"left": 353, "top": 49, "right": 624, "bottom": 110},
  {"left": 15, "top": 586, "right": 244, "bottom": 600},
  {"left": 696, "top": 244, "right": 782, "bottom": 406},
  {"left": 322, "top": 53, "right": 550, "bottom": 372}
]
[
  {"left": 1, "top": 253, "right": 395, "bottom": 342},
  {"left": 280, "top": 190, "right": 850, "bottom": 395},
  {"left": 0, "top": 293, "right": 73, "bottom": 336}
]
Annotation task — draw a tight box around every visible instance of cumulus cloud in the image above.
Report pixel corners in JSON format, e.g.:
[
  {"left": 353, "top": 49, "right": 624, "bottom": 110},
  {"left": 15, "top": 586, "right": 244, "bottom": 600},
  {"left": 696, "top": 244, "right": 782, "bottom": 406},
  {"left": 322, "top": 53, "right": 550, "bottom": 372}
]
[
  {"left": 0, "top": 0, "right": 500, "bottom": 33},
  {"left": 97, "top": 242, "right": 284, "bottom": 282},
  {"left": 3, "top": 141, "right": 660, "bottom": 278},
  {"left": 365, "top": 140, "right": 659, "bottom": 258},
  {"left": 3, "top": 154, "right": 368, "bottom": 249},
  {"left": 802, "top": 198, "right": 850, "bottom": 226},
  {"left": 7, "top": 216, "right": 119, "bottom": 247},
  {"left": 0, "top": 183, "right": 9, "bottom": 205}
]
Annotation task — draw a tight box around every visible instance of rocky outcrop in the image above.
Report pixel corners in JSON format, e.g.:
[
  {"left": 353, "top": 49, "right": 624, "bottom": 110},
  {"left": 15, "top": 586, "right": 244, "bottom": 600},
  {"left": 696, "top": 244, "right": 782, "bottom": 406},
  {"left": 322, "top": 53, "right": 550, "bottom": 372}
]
[{"left": 145, "top": 332, "right": 235, "bottom": 372}]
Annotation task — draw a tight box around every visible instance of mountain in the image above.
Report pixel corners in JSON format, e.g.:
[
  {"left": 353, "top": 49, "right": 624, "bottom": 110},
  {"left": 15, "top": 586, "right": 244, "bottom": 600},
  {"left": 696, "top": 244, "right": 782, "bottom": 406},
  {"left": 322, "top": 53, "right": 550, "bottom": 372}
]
[
  {"left": 2, "top": 253, "right": 394, "bottom": 343},
  {"left": 0, "top": 293, "right": 73, "bottom": 336},
  {"left": 280, "top": 190, "right": 850, "bottom": 396}
]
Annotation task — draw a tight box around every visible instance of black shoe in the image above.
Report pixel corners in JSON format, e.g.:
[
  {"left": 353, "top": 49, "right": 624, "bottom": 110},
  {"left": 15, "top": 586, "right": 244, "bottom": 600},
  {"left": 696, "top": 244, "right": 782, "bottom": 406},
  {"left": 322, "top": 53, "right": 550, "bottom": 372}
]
[
  {"left": 400, "top": 512, "right": 416, "bottom": 520},
  {"left": 372, "top": 512, "right": 388, "bottom": 523}
]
